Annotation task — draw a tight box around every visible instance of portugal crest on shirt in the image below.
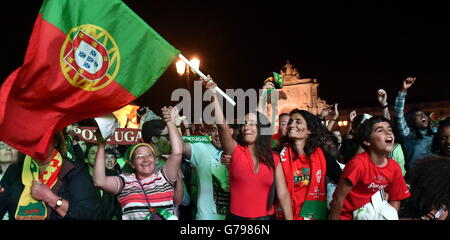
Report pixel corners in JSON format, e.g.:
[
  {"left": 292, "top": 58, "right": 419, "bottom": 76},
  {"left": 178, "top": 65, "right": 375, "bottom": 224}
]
[{"left": 60, "top": 24, "right": 120, "bottom": 91}]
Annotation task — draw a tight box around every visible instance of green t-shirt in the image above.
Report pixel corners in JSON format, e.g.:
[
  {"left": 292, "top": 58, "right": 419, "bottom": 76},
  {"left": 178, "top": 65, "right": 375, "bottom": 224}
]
[
  {"left": 188, "top": 143, "right": 229, "bottom": 220},
  {"left": 388, "top": 143, "right": 406, "bottom": 176}
]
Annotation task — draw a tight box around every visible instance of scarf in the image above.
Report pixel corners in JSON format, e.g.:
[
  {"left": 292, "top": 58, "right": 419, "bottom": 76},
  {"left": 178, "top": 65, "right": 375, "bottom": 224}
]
[
  {"left": 280, "top": 145, "right": 327, "bottom": 220},
  {"left": 182, "top": 135, "right": 211, "bottom": 143},
  {"left": 15, "top": 150, "right": 62, "bottom": 220}
]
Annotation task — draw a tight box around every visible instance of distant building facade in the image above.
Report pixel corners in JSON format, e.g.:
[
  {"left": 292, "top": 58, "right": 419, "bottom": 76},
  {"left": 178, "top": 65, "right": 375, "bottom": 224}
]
[{"left": 267, "top": 61, "right": 329, "bottom": 131}]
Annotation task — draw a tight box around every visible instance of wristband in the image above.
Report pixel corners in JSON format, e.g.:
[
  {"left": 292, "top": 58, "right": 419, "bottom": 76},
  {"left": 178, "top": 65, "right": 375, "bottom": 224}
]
[{"left": 381, "top": 103, "right": 389, "bottom": 109}]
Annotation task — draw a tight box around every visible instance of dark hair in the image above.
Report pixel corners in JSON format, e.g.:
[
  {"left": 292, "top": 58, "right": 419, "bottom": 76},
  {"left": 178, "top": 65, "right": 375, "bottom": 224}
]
[
  {"left": 84, "top": 144, "right": 97, "bottom": 159},
  {"left": 142, "top": 119, "right": 166, "bottom": 143},
  {"left": 340, "top": 138, "right": 359, "bottom": 164},
  {"left": 407, "top": 155, "right": 450, "bottom": 216},
  {"left": 432, "top": 117, "right": 450, "bottom": 154},
  {"left": 405, "top": 108, "right": 434, "bottom": 139},
  {"left": 355, "top": 116, "right": 392, "bottom": 151},
  {"left": 357, "top": 116, "right": 391, "bottom": 151},
  {"left": 286, "top": 109, "right": 325, "bottom": 159},
  {"left": 237, "top": 111, "right": 274, "bottom": 170},
  {"left": 54, "top": 131, "right": 68, "bottom": 159},
  {"left": 350, "top": 113, "right": 370, "bottom": 136},
  {"left": 323, "top": 132, "right": 339, "bottom": 148},
  {"left": 279, "top": 113, "right": 289, "bottom": 119},
  {"left": 277, "top": 113, "right": 290, "bottom": 146},
  {"left": 105, "top": 148, "right": 120, "bottom": 159},
  {"left": 321, "top": 132, "right": 342, "bottom": 162},
  {"left": 405, "top": 108, "right": 422, "bottom": 128}
]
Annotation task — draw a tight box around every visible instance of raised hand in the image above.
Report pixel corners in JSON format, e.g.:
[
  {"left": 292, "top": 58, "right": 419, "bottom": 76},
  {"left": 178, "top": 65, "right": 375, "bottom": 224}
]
[
  {"left": 162, "top": 106, "right": 182, "bottom": 126},
  {"left": 402, "top": 77, "right": 416, "bottom": 91},
  {"left": 181, "top": 116, "right": 189, "bottom": 129},
  {"left": 94, "top": 129, "right": 106, "bottom": 145},
  {"left": 202, "top": 75, "right": 217, "bottom": 92},
  {"left": 377, "top": 89, "right": 388, "bottom": 106},
  {"left": 0, "top": 185, "right": 4, "bottom": 193},
  {"left": 262, "top": 81, "right": 275, "bottom": 90},
  {"left": 140, "top": 111, "right": 149, "bottom": 122},
  {"left": 333, "top": 104, "right": 339, "bottom": 119},
  {"left": 349, "top": 110, "right": 357, "bottom": 122},
  {"left": 320, "top": 106, "right": 331, "bottom": 119}
]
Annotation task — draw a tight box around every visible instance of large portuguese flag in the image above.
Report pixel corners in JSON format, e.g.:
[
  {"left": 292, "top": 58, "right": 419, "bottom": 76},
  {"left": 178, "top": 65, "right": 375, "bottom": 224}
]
[{"left": 0, "top": 0, "right": 180, "bottom": 160}]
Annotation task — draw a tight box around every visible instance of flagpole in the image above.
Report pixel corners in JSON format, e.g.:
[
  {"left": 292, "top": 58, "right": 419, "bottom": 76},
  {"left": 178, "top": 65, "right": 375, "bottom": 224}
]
[{"left": 178, "top": 54, "right": 236, "bottom": 106}]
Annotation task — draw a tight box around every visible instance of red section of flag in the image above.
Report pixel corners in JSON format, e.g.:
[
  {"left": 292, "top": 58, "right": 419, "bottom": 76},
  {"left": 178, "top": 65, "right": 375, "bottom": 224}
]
[{"left": 0, "top": 14, "right": 135, "bottom": 160}]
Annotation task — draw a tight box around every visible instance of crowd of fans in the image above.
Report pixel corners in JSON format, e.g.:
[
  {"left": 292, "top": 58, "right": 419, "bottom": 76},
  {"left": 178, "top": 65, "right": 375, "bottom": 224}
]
[{"left": 0, "top": 76, "right": 449, "bottom": 220}]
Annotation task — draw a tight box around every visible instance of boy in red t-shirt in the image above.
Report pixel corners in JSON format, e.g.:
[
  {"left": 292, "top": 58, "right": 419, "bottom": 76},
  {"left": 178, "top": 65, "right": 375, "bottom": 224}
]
[{"left": 330, "top": 116, "right": 410, "bottom": 220}]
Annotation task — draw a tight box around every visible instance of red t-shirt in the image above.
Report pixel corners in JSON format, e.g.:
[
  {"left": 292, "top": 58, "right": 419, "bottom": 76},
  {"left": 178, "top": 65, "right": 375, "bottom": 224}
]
[
  {"left": 229, "top": 144, "right": 280, "bottom": 218},
  {"left": 292, "top": 154, "right": 311, "bottom": 218},
  {"left": 338, "top": 152, "right": 410, "bottom": 220}
]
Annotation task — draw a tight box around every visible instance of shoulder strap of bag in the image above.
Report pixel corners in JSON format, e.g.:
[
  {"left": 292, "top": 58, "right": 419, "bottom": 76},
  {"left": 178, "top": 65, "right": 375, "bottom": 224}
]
[{"left": 137, "top": 179, "right": 152, "bottom": 209}]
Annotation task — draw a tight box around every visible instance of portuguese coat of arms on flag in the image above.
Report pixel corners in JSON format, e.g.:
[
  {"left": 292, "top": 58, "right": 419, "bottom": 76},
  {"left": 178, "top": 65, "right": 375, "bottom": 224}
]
[{"left": 0, "top": 0, "right": 180, "bottom": 160}]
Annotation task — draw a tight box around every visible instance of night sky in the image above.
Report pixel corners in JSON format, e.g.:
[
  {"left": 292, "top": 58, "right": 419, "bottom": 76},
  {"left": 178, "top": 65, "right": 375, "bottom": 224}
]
[{"left": 2, "top": 1, "right": 449, "bottom": 113}]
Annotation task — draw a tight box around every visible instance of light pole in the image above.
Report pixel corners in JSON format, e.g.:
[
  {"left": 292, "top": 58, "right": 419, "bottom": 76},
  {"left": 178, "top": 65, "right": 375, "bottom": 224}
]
[{"left": 176, "top": 57, "right": 200, "bottom": 92}]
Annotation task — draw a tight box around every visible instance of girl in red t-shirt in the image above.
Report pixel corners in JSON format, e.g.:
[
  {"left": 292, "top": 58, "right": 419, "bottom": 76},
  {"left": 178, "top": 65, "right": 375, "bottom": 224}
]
[
  {"left": 330, "top": 116, "right": 410, "bottom": 220},
  {"left": 204, "top": 76, "right": 293, "bottom": 220}
]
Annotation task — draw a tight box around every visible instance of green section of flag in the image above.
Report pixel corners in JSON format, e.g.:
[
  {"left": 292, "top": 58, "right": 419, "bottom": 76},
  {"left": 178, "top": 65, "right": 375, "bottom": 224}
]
[
  {"left": 39, "top": 0, "right": 179, "bottom": 97},
  {"left": 272, "top": 72, "right": 284, "bottom": 89},
  {"left": 116, "top": 157, "right": 126, "bottom": 168}
]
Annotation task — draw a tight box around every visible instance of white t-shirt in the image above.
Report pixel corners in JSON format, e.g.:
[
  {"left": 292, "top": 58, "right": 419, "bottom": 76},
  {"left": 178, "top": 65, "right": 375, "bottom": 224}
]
[{"left": 188, "top": 143, "right": 229, "bottom": 220}]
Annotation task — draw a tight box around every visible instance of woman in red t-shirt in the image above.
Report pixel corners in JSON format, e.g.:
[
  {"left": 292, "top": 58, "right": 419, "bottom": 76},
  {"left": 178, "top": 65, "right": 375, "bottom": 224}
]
[
  {"left": 204, "top": 76, "right": 293, "bottom": 220},
  {"left": 279, "top": 109, "right": 342, "bottom": 220},
  {"left": 330, "top": 116, "right": 410, "bottom": 220}
]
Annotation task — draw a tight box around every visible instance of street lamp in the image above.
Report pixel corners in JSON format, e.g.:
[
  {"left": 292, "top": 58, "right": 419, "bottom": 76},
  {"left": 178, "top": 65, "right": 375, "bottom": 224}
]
[
  {"left": 175, "top": 57, "right": 200, "bottom": 92},
  {"left": 338, "top": 120, "right": 348, "bottom": 127},
  {"left": 176, "top": 60, "right": 186, "bottom": 75},
  {"left": 190, "top": 58, "right": 200, "bottom": 71}
]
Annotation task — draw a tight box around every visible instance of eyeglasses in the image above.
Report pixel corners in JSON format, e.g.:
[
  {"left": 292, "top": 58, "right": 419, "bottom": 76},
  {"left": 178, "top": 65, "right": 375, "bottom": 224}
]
[
  {"left": 134, "top": 153, "right": 154, "bottom": 160},
  {"left": 0, "top": 142, "right": 11, "bottom": 150}
]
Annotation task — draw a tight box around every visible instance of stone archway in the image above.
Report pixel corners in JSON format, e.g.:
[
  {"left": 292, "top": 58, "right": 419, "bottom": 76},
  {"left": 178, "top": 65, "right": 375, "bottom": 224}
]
[{"left": 267, "top": 61, "right": 329, "bottom": 131}]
